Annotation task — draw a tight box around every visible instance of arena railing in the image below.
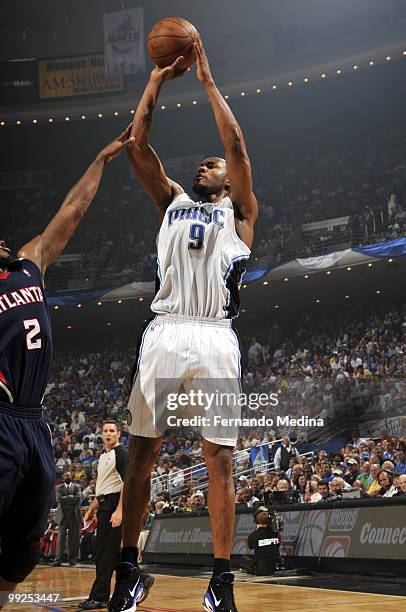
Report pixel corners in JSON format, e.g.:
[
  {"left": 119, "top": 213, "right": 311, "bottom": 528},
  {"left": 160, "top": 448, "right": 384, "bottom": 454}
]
[{"left": 150, "top": 442, "right": 315, "bottom": 503}]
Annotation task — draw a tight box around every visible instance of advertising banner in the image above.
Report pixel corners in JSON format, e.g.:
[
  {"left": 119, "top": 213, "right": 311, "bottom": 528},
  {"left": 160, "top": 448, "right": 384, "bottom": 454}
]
[
  {"left": 145, "top": 502, "right": 406, "bottom": 561},
  {"left": 38, "top": 53, "right": 123, "bottom": 99}
]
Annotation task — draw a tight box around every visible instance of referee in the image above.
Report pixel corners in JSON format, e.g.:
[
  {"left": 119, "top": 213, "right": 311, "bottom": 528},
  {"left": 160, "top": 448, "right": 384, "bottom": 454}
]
[{"left": 78, "top": 420, "right": 128, "bottom": 610}]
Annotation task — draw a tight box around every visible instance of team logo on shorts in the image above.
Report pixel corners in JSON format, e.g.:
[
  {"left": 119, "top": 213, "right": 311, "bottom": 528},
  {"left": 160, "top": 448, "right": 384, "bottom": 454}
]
[{"left": 126, "top": 409, "right": 132, "bottom": 426}]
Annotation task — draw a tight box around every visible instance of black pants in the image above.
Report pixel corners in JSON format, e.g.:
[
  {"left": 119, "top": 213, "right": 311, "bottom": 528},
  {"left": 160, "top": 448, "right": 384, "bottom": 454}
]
[
  {"left": 55, "top": 514, "right": 81, "bottom": 563},
  {"left": 89, "top": 494, "right": 122, "bottom": 602},
  {"left": 240, "top": 555, "right": 278, "bottom": 575}
]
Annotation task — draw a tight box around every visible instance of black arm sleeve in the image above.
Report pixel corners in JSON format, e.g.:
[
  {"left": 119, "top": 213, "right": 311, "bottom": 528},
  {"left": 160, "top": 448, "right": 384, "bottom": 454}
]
[{"left": 114, "top": 445, "right": 129, "bottom": 480}]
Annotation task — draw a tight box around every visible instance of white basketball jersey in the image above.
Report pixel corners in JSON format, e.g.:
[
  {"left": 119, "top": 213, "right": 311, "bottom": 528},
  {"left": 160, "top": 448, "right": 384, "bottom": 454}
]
[{"left": 151, "top": 193, "right": 251, "bottom": 319}]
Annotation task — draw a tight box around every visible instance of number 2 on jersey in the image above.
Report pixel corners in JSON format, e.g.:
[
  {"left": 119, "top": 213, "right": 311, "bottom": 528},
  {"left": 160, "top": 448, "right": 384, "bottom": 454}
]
[
  {"left": 188, "top": 223, "right": 205, "bottom": 250},
  {"left": 23, "top": 318, "right": 42, "bottom": 350}
]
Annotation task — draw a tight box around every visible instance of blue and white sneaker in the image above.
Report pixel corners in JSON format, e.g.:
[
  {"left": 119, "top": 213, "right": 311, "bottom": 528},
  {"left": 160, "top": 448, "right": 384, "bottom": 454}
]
[
  {"left": 108, "top": 562, "right": 154, "bottom": 612},
  {"left": 203, "top": 572, "right": 238, "bottom": 611}
]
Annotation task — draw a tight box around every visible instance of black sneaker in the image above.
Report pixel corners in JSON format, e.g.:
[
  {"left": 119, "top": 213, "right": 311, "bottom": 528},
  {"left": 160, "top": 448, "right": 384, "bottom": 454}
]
[
  {"left": 108, "top": 562, "right": 154, "bottom": 612},
  {"left": 78, "top": 600, "right": 108, "bottom": 610},
  {"left": 203, "top": 572, "right": 238, "bottom": 611}
]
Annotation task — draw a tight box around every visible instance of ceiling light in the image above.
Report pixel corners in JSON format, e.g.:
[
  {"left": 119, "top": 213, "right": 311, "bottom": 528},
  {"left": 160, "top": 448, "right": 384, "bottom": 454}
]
[
  {"left": 97, "top": 301, "right": 102, "bottom": 306},
  {"left": 177, "top": 103, "right": 182, "bottom": 107},
  {"left": 283, "top": 277, "right": 289, "bottom": 282},
  {"left": 336, "top": 69, "right": 342, "bottom": 75},
  {"left": 288, "top": 81, "right": 293, "bottom": 87},
  {"left": 386, "top": 55, "right": 391, "bottom": 61},
  {"left": 32, "top": 119, "right": 38, "bottom": 124},
  {"left": 53, "top": 305, "right": 59, "bottom": 310},
  {"left": 81, "top": 115, "right": 86, "bottom": 120},
  {"left": 368, "top": 263, "right": 373, "bottom": 267},
  {"left": 272, "top": 85, "right": 277, "bottom": 90},
  {"left": 16, "top": 120, "right": 21, "bottom": 125},
  {"left": 161, "top": 105, "right": 166, "bottom": 110},
  {"left": 48, "top": 118, "right": 53, "bottom": 123},
  {"left": 304, "top": 77, "right": 309, "bottom": 83},
  {"left": 353, "top": 65, "right": 358, "bottom": 70},
  {"left": 192, "top": 100, "right": 197, "bottom": 105},
  {"left": 77, "top": 304, "right": 82, "bottom": 308},
  {"left": 347, "top": 267, "right": 352, "bottom": 271},
  {"left": 321, "top": 73, "right": 326, "bottom": 79},
  {"left": 256, "top": 88, "right": 262, "bottom": 93},
  {"left": 376, "top": 290, "right": 381, "bottom": 294},
  {"left": 98, "top": 113, "right": 103, "bottom": 118},
  {"left": 369, "top": 60, "right": 374, "bottom": 66},
  {"left": 113, "top": 111, "right": 119, "bottom": 116},
  {"left": 304, "top": 274, "right": 309, "bottom": 279},
  {"left": 315, "top": 299, "right": 320, "bottom": 303},
  {"left": 262, "top": 281, "right": 269, "bottom": 286},
  {"left": 117, "top": 299, "right": 122, "bottom": 304}
]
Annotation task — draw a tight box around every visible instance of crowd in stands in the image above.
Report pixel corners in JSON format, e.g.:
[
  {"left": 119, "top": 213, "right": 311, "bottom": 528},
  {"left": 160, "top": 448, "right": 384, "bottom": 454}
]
[
  {"left": 39, "top": 303, "right": 405, "bottom": 561},
  {"left": 4, "top": 130, "right": 405, "bottom": 289}
]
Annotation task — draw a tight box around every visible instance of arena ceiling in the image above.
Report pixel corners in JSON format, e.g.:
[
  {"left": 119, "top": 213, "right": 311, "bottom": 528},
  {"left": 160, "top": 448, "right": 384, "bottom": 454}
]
[{"left": 0, "top": 0, "right": 401, "bottom": 61}]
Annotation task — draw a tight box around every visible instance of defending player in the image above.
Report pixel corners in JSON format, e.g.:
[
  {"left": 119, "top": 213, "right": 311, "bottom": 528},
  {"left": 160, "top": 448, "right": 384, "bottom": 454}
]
[
  {"left": 109, "top": 36, "right": 257, "bottom": 612},
  {"left": 0, "top": 127, "right": 134, "bottom": 603}
]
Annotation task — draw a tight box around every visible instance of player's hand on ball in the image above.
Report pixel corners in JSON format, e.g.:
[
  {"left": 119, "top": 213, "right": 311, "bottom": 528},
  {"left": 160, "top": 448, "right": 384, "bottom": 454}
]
[
  {"left": 110, "top": 508, "right": 122, "bottom": 528},
  {"left": 97, "top": 124, "right": 135, "bottom": 163},
  {"left": 194, "top": 35, "right": 213, "bottom": 83},
  {"left": 151, "top": 56, "right": 188, "bottom": 82}
]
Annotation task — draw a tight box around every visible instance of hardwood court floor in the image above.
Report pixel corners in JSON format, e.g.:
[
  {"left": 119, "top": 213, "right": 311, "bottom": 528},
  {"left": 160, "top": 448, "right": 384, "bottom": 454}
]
[{"left": 6, "top": 566, "right": 405, "bottom": 611}]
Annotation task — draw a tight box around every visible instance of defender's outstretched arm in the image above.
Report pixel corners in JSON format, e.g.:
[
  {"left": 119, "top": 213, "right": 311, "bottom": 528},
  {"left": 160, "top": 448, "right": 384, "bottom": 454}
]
[{"left": 18, "top": 126, "right": 134, "bottom": 273}]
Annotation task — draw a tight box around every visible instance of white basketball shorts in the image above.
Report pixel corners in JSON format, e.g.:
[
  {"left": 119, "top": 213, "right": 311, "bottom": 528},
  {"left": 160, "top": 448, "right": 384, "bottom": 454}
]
[{"left": 126, "top": 314, "right": 242, "bottom": 446}]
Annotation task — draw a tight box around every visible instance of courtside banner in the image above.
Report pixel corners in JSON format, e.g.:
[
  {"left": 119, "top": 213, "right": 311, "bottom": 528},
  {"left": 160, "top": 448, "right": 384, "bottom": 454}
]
[
  {"left": 38, "top": 53, "right": 123, "bottom": 99},
  {"left": 145, "top": 500, "right": 406, "bottom": 561},
  {"left": 145, "top": 513, "right": 252, "bottom": 556},
  {"left": 103, "top": 8, "right": 145, "bottom": 77}
]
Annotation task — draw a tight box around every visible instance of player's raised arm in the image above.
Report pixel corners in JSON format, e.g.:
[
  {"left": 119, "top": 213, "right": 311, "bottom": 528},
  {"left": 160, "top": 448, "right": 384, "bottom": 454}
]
[
  {"left": 194, "top": 36, "right": 258, "bottom": 248},
  {"left": 127, "top": 59, "right": 186, "bottom": 219},
  {"left": 18, "top": 127, "right": 134, "bottom": 274}
]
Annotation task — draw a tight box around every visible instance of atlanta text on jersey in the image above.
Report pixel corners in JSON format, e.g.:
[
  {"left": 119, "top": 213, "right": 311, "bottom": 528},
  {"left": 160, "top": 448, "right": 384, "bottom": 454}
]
[{"left": 0, "top": 285, "right": 44, "bottom": 314}]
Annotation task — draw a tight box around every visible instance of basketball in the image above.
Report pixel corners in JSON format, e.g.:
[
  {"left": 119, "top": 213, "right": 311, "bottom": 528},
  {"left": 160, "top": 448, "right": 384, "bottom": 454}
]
[{"left": 147, "top": 17, "right": 198, "bottom": 70}]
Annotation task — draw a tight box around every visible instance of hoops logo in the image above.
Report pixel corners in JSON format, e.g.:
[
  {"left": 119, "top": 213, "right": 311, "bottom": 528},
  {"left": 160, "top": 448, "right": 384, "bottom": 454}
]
[{"left": 320, "top": 536, "right": 350, "bottom": 558}]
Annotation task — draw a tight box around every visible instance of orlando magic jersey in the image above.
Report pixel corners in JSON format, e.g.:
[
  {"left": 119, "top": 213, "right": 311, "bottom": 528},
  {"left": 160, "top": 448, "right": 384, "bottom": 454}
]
[
  {"left": 0, "top": 259, "right": 52, "bottom": 406},
  {"left": 151, "top": 194, "right": 250, "bottom": 318}
]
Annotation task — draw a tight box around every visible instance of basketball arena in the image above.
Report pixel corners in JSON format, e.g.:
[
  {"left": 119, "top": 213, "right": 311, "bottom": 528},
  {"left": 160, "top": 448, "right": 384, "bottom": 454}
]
[{"left": 0, "top": 1, "right": 405, "bottom": 611}]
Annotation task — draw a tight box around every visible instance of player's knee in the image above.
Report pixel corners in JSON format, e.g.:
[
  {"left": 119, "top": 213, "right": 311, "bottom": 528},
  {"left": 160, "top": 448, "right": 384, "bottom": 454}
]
[
  {"left": 207, "top": 448, "right": 233, "bottom": 480},
  {"left": 0, "top": 540, "right": 40, "bottom": 583},
  {"left": 129, "top": 436, "right": 161, "bottom": 471}
]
